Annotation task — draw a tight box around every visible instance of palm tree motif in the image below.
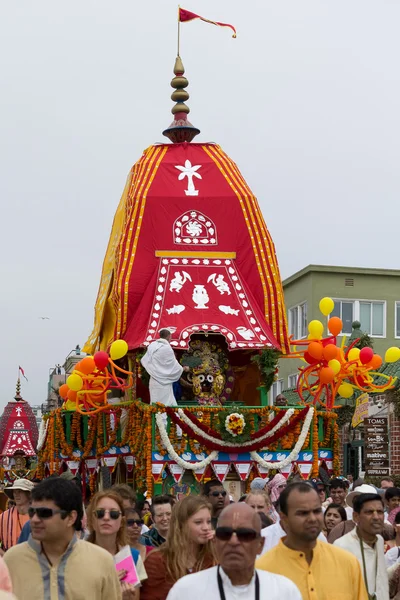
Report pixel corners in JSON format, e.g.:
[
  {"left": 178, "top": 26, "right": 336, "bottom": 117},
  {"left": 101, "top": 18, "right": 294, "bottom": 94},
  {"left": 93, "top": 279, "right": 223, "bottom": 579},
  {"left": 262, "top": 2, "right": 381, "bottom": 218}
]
[{"left": 175, "top": 160, "right": 202, "bottom": 196}]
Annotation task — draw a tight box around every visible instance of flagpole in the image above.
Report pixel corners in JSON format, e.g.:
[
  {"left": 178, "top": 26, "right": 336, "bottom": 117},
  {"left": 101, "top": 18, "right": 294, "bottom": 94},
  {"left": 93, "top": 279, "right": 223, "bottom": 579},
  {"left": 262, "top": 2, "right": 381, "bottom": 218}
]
[{"left": 177, "top": 5, "right": 181, "bottom": 56}]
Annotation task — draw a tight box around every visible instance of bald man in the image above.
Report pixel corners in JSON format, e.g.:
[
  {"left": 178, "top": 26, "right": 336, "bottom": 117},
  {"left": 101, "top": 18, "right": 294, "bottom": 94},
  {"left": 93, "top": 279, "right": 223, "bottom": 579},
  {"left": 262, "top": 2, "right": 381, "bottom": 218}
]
[{"left": 166, "top": 503, "right": 301, "bottom": 600}]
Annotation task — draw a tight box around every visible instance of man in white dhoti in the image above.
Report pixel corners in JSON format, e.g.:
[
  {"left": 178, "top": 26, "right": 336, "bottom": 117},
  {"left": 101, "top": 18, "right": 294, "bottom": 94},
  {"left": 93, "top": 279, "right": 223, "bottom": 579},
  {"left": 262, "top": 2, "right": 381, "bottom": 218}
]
[{"left": 141, "top": 329, "right": 188, "bottom": 406}]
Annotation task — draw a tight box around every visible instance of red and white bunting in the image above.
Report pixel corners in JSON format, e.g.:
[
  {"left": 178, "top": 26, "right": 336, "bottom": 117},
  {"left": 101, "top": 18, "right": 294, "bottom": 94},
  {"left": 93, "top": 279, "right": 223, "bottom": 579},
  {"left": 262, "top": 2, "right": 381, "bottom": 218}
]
[
  {"left": 123, "top": 456, "right": 135, "bottom": 473},
  {"left": 213, "top": 463, "right": 230, "bottom": 483},
  {"left": 102, "top": 457, "right": 118, "bottom": 473},
  {"left": 170, "top": 464, "right": 184, "bottom": 483},
  {"left": 256, "top": 465, "right": 270, "bottom": 479},
  {"left": 152, "top": 463, "right": 165, "bottom": 483},
  {"left": 192, "top": 466, "right": 207, "bottom": 483},
  {"left": 234, "top": 463, "right": 252, "bottom": 481},
  {"left": 85, "top": 458, "right": 98, "bottom": 474},
  {"left": 298, "top": 463, "right": 312, "bottom": 476},
  {"left": 66, "top": 461, "right": 80, "bottom": 476}
]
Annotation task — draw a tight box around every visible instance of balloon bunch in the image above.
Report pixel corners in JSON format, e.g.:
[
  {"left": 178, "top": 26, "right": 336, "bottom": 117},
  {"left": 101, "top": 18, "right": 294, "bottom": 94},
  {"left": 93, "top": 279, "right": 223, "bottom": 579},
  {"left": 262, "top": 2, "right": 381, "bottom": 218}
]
[
  {"left": 286, "top": 297, "right": 397, "bottom": 410},
  {"left": 58, "top": 340, "right": 133, "bottom": 415}
]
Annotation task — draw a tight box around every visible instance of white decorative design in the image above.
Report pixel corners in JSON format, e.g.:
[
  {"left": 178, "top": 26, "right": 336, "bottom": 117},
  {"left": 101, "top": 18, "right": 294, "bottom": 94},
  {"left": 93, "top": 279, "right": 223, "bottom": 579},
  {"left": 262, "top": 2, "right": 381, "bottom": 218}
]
[
  {"left": 251, "top": 408, "right": 314, "bottom": 470},
  {"left": 219, "top": 305, "right": 239, "bottom": 316},
  {"left": 173, "top": 211, "right": 218, "bottom": 245},
  {"left": 13, "top": 420, "right": 24, "bottom": 429},
  {"left": 186, "top": 221, "right": 202, "bottom": 237},
  {"left": 169, "top": 271, "right": 192, "bottom": 292},
  {"left": 236, "top": 327, "right": 255, "bottom": 340},
  {"left": 175, "top": 160, "right": 202, "bottom": 196},
  {"left": 166, "top": 305, "right": 186, "bottom": 315},
  {"left": 192, "top": 285, "right": 209, "bottom": 309},
  {"left": 15, "top": 407, "right": 22, "bottom": 417},
  {"left": 207, "top": 274, "right": 231, "bottom": 295}
]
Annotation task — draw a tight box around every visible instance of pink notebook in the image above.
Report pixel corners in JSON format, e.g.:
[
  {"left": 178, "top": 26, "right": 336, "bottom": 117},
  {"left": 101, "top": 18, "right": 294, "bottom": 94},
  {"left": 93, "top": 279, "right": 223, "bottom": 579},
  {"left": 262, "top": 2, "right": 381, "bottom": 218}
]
[{"left": 114, "top": 546, "right": 140, "bottom": 587}]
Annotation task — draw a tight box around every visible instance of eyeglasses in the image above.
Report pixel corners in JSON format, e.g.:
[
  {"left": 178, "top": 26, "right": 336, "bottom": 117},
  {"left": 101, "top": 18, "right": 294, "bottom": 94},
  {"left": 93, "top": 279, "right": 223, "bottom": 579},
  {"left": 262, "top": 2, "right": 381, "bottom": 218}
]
[
  {"left": 28, "top": 507, "right": 67, "bottom": 520},
  {"left": 94, "top": 509, "right": 122, "bottom": 520},
  {"left": 209, "top": 491, "right": 227, "bottom": 498},
  {"left": 126, "top": 519, "right": 143, "bottom": 527},
  {"left": 215, "top": 527, "right": 259, "bottom": 543}
]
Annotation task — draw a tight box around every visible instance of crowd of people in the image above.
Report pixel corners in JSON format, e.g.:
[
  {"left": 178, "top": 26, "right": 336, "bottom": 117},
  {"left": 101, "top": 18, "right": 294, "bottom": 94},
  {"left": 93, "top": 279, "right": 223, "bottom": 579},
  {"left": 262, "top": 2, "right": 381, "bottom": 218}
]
[{"left": 0, "top": 472, "right": 399, "bottom": 598}]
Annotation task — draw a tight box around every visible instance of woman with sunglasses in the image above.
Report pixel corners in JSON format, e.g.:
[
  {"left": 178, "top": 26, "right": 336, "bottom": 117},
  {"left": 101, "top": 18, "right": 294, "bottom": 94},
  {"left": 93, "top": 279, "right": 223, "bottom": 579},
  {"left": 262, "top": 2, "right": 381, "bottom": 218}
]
[
  {"left": 87, "top": 491, "right": 148, "bottom": 599},
  {"left": 126, "top": 509, "right": 147, "bottom": 562},
  {"left": 141, "top": 495, "right": 216, "bottom": 600}
]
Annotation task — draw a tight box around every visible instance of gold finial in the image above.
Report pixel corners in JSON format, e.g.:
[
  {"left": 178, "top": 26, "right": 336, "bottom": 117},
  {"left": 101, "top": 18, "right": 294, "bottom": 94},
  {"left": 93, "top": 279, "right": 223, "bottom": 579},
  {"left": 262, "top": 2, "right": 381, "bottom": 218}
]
[
  {"left": 14, "top": 378, "right": 22, "bottom": 401},
  {"left": 163, "top": 56, "right": 200, "bottom": 143}
]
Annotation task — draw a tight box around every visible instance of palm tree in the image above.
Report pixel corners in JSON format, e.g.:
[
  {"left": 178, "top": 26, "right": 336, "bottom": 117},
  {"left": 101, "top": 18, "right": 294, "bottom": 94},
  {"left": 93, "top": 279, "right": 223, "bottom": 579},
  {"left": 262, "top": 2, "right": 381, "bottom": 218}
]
[{"left": 175, "top": 160, "right": 202, "bottom": 196}]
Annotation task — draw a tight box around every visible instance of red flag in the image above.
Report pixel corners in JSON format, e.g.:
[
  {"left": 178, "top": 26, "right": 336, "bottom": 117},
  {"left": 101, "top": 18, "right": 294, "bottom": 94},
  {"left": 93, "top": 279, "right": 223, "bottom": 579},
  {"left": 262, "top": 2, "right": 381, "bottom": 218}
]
[
  {"left": 19, "top": 366, "right": 28, "bottom": 382},
  {"left": 179, "top": 8, "right": 237, "bottom": 38}
]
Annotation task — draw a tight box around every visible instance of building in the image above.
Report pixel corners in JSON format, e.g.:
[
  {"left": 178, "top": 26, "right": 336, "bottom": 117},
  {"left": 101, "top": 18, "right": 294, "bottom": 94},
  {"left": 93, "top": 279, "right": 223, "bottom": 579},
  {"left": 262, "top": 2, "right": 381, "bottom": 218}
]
[{"left": 274, "top": 264, "right": 400, "bottom": 478}]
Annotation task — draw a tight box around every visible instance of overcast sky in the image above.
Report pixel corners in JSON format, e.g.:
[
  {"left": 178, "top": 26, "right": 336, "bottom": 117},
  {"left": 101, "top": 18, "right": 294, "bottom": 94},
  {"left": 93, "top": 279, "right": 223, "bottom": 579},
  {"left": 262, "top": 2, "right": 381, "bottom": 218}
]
[{"left": 1, "top": 0, "right": 399, "bottom": 410}]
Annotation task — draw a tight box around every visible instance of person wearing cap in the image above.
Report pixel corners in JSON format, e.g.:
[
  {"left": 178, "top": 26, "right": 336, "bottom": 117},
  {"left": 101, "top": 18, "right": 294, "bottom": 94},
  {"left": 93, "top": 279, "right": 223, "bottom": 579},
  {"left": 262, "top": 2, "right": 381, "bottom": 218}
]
[
  {"left": 334, "top": 492, "right": 388, "bottom": 600},
  {"left": 309, "top": 478, "right": 327, "bottom": 505},
  {"left": 141, "top": 329, "right": 189, "bottom": 406},
  {"left": 0, "top": 479, "right": 34, "bottom": 553}
]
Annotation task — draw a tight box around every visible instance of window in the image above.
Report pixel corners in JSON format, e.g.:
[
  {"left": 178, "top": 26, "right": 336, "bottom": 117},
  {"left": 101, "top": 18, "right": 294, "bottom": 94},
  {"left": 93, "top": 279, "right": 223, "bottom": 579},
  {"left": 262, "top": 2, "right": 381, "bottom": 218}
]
[
  {"left": 270, "top": 379, "right": 283, "bottom": 403},
  {"left": 288, "top": 374, "right": 298, "bottom": 389},
  {"left": 331, "top": 301, "right": 354, "bottom": 334},
  {"left": 288, "top": 302, "right": 307, "bottom": 339},
  {"left": 395, "top": 302, "right": 400, "bottom": 338},
  {"left": 331, "top": 299, "right": 386, "bottom": 337},
  {"left": 359, "top": 302, "right": 384, "bottom": 337}
]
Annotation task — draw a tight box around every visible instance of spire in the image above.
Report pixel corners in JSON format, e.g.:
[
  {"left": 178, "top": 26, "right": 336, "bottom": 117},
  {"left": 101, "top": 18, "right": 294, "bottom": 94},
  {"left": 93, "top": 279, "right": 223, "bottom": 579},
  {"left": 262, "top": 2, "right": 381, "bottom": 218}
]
[
  {"left": 14, "top": 378, "right": 23, "bottom": 402},
  {"left": 163, "top": 56, "right": 200, "bottom": 143}
]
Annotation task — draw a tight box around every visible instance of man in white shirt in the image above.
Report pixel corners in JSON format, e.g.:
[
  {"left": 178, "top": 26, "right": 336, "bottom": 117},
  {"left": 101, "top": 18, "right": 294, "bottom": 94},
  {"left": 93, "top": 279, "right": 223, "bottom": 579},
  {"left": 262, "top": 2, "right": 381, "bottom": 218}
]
[
  {"left": 141, "top": 329, "right": 188, "bottom": 406},
  {"left": 166, "top": 503, "right": 301, "bottom": 600},
  {"left": 334, "top": 492, "right": 388, "bottom": 600}
]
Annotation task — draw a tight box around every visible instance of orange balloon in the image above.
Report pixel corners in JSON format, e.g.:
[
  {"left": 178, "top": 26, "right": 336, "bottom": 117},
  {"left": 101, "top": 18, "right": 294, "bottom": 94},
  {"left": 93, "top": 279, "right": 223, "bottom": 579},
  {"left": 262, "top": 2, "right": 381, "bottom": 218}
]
[
  {"left": 79, "top": 357, "right": 96, "bottom": 375},
  {"left": 369, "top": 354, "right": 383, "bottom": 370},
  {"left": 308, "top": 342, "right": 323, "bottom": 360},
  {"left": 323, "top": 344, "right": 338, "bottom": 362},
  {"left": 67, "top": 389, "right": 77, "bottom": 401},
  {"left": 59, "top": 384, "right": 69, "bottom": 399},
  {"left": 320, "top": 367, "right": 335, "bottom": 384},
  {"left": 328, "top": 317, "right": 343, "bottom": 336}
]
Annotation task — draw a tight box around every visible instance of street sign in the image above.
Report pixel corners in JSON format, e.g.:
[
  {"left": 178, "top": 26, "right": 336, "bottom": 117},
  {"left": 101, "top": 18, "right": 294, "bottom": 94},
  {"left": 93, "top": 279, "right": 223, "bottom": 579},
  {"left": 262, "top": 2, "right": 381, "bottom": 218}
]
[{"left": 364, "top": 417, "right": 390, "bottom": 476}]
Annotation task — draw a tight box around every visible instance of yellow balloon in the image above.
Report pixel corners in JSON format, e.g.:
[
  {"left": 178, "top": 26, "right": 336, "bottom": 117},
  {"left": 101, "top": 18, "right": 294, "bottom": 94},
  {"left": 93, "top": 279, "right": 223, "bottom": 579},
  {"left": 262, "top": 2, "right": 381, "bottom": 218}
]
[
  {"left": 338, "top": 383, "right": 354, "bottom": 398},
  {"left": 319, "top": 297, "right": 334, "bottom": 317},
  {"left": 67, "top": 373, "right": 83, "bottom": 392},
  {"left": 348, "top": 348, "right": 360, "bottom": 362},
  {"left": 65, "top": 399, "right": 77, "bottom": 411},
  {"left": 110, "top": 339, "right": 129, "bottom": 361},
  {"left": 385, "top": 347, "right": 400, "bottom": 363},
  {"left": 308, "top": 320, "right": 324, "bottom": 339},
  {"left": 328, "top": 359, "right": 341, "bottom": 375}
]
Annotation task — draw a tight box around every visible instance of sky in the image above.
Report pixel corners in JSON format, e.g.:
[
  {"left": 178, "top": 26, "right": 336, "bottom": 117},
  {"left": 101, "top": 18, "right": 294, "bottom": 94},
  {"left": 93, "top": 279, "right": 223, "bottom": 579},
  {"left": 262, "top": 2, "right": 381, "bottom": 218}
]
[{"left": 0, "top": 0, "right": 399, "bottom": 410}]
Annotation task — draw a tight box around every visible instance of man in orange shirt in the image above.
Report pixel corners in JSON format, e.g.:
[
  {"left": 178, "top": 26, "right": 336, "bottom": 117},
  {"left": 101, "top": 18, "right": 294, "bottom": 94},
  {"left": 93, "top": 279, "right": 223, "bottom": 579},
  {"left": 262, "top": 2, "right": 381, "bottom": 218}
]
[{"left": 0, "top": 479, "right": 34, "bottom": 553}]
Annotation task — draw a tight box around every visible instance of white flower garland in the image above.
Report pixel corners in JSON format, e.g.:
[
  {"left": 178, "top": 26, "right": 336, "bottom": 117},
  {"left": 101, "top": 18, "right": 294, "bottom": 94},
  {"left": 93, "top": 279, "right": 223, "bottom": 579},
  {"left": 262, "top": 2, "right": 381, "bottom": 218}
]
[
  {"left": 177, "top": 408, "right": 295, "bottom": 448},
  {"left": 155, "top": 413, "right": 219, "bottom": 470},
  {"left": 37, "top": 417, "right": 49, "bottom": 451},
  {"left": 250, "top": 407, "right": 314, "bottom": 470}
]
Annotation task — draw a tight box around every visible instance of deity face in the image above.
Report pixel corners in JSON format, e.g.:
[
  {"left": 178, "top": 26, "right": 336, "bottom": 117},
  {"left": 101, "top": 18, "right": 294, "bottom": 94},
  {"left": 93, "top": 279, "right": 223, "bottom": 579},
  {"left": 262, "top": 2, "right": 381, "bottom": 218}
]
[{"left": 14, "top": 456, "right": 26, "bottom": 470}]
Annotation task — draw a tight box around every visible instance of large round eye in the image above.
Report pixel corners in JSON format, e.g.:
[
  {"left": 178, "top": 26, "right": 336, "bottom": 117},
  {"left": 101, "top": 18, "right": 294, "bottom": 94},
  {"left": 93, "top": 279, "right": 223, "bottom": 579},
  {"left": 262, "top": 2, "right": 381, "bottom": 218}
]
[
  {"left": 206, "top": 375, "right": 214, "bottom": 383},
  {"left": 187, "top": 373, "right": 193, "bottom": 383},
  {"left": 198, "top": 375, "right": 205, "bottom": 383}
]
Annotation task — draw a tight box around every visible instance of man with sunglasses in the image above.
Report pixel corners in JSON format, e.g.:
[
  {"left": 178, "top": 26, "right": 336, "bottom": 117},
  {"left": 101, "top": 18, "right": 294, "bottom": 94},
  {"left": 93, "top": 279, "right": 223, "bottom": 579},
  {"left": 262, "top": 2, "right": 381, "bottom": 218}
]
[
  {"left": 3, "top": 478, "right": 122, "bottom": 600},
  {"left": 256, "top": 482, "right": 368, "bottom": 600},
  {"left": 203, "top": 480, "right": 229, "bottom": 529},
  {"left": 166, "top": 503, "right": 301, "bottom": 600}
]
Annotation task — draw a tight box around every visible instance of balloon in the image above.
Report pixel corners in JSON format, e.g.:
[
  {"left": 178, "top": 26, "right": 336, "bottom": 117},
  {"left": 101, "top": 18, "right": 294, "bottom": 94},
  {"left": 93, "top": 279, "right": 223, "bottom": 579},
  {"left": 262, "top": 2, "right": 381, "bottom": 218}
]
[
  {"left": 320, "top": 367, "right": 335, "bottom": 384},
  {"left": 328, "top": 317, "right": 342, "bottom": 336},
  {"left": 79, "top": 357, "right": 96, "bottom": 375},
  {"left": 385, "top": 347, "right": 400, "bottom": 363},
  {"left": 308, "top": 320, "right": 324, "bottom": 339},
  {"left": 59, "top": 384, "right": 69, "bottom": 399},
  {"left": 65, "top": 399, "right": 77, "bottom": 411},
  {"left": 359, "top": 347, "right": 374, "bottom": 365},
  {"left": 369, "top": 354, "right": 383, "bottom": 369},
  {"left": 319, "top": 297, "right": 334, "bottom": 317},
  {"left": 328, "top": 359, "right": 341, "bottom": 375},
  {"left": 110, "top": 339, "right": 129, "bottom": 361},
  {"left": 348, "top": 348, "right": 360, "bottom": 362},
  {"left": 308, "top": 342, "right": 323, "bottom": 360},
  {"left": 94, "top": 351, "right": 109, "bottom": 371},
  {"left": 323, "top": 344, "right": 338, "bottom": 362},
  {"left": 74, "top": 361, "right": 83, "bottom": 372},
  {"left": 304, "top": 352, "right": 318, "bottom": 365},
  {"left": 67, "top": 373, "right": 83, "bottom": 392},
  {"left": 67, "top": 389, "right": 77, "bottom": 401},
  {"left": 338, "top": 383, "right": 354, "bottom": 398}
]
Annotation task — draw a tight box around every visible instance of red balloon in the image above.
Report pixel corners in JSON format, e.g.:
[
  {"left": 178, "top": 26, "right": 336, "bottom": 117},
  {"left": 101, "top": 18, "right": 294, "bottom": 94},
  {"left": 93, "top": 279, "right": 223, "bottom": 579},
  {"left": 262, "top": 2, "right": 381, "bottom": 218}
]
[
  {"left": 308, "top": 342, "right": 323, "bottom": 360},
  {"left": 304, "top": 352, "right": 318, "bottom": 364},
  {"left": 320, "top": 367, "right": 335, "bottom": 384},
  {"left": 94, "top": 351, "right": 109, "bottom": 371},
  {"left": 323, "top": 344, "right": 338, "bottom": 362},
  {"left": 359, "top": 347, "right": 374, "bottom": 365},
  {"left": 59, "top": 384, "right": 69, "bottom": 399},
  {"left": 323, "top": 338, "right": 336, "bottom": 346}
]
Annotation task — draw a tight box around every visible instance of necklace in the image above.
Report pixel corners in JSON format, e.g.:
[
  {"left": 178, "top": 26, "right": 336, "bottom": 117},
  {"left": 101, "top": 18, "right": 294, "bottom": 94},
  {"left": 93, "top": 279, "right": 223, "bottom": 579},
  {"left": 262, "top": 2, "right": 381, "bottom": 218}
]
[
  {"left": 358, "top": 533, "right": 377, "bottom": 600},
  {"left": 217, "top": 566, "right": 259, "bottom": 600}
]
